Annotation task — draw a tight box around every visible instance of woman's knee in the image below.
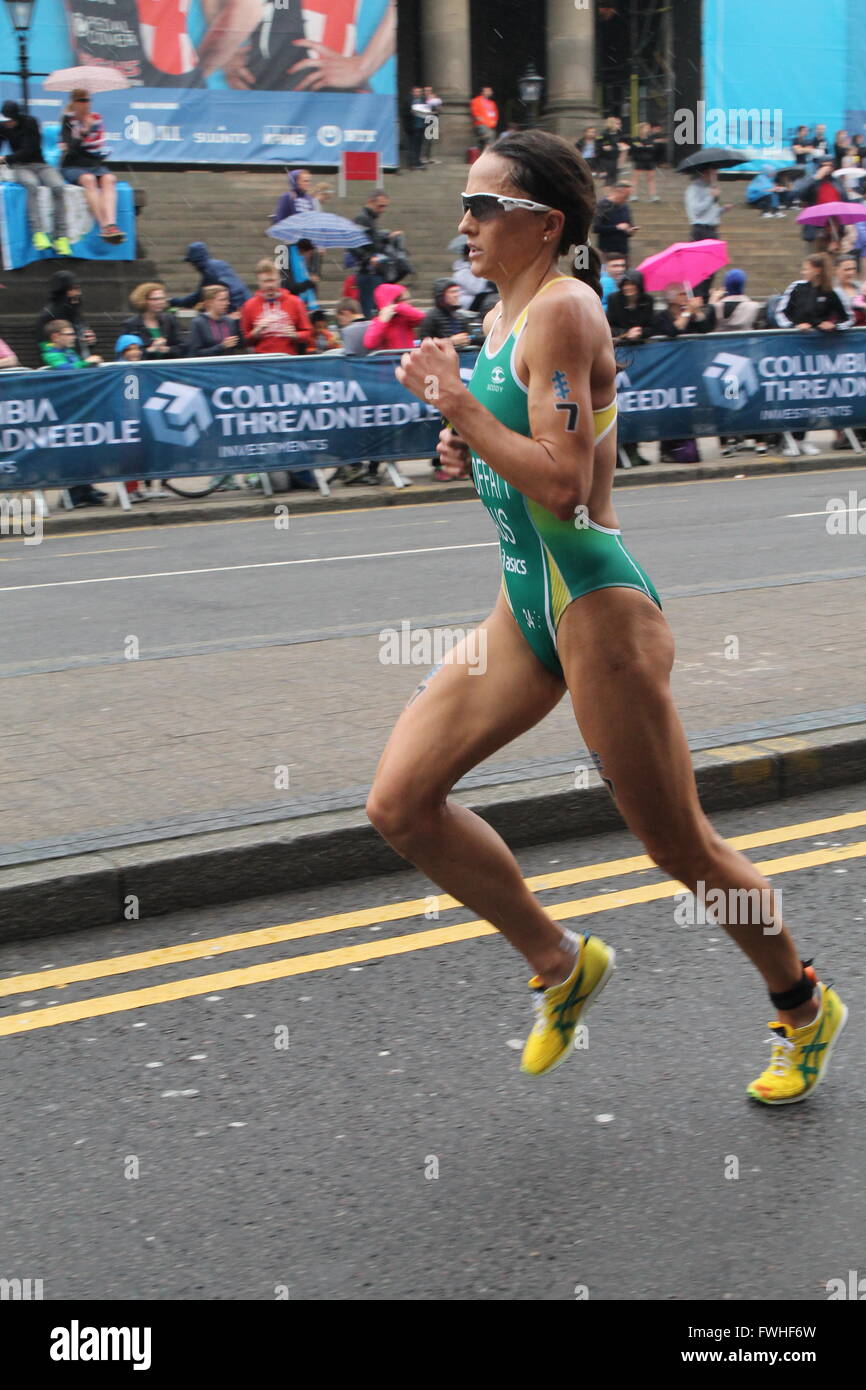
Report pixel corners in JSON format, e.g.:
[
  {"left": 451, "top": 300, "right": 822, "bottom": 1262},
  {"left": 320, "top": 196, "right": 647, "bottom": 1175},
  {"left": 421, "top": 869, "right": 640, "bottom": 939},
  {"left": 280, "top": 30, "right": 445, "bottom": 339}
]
[
  {"left": 365, "top": 777, "right": 442, "bottom": 845},
  {"left": 100, "top": 173, "right": 116, "bottom": 188},
  {"left": 642, "top": 820, "right": 727, "bottom": 886},
  {"left": 79, "top": 174, "right": 96, "bottom": 188}
]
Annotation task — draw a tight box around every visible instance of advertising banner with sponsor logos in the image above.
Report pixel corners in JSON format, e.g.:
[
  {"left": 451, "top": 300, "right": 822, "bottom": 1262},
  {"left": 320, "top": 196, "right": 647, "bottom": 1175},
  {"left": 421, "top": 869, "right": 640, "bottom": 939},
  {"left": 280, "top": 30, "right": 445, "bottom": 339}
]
[
  {"left": 0, "top": 351, "right": 441, "bottom": 489},
  {"left": 615, "top": 329, "right": 866, "bottom": 443},
  {"left": 0, "top": 0, "right": 396, "bottom": 165},
  {"left": 1, "top": 330, "right": 865, "bottom": 490}
]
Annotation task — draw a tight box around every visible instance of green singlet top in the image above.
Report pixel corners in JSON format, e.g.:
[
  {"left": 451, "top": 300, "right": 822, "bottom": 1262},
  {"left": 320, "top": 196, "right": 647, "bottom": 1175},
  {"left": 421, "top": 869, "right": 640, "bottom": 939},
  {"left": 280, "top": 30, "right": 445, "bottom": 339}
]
[{"left": 467, "top": 275, "right": 661, "bottom": 675}]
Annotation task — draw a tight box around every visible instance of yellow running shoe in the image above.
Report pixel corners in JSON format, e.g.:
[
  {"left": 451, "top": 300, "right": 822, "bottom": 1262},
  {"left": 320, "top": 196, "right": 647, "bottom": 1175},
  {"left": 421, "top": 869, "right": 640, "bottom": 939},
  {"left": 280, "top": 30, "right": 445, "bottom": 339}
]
[
  {"left": 747, "top": 980, "right": 848, "bottom": 1105},
  {"left": 32, "top": 231, "right": 51, "bottom": 251},
  {"left": 53, "top": 237, "right": 73, "bottom": 257},
  {"left": 520, "top": 933, "right": 616, "bottom": 1077}
]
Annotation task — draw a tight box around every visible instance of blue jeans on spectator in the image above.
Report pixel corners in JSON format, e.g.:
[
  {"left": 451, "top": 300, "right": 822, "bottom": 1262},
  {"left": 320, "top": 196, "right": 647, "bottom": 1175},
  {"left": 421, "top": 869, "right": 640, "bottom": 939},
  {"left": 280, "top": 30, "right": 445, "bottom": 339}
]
[{"left": 356, "top": 270, "right": 384, "bottom": 319}]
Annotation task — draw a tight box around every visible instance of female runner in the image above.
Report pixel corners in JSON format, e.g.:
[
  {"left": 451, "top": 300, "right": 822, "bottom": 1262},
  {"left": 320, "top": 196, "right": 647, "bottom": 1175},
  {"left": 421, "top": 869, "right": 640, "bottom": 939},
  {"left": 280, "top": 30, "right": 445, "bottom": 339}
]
[{"left": 366, "top": 131, "right": 846, "bottom": 1104}]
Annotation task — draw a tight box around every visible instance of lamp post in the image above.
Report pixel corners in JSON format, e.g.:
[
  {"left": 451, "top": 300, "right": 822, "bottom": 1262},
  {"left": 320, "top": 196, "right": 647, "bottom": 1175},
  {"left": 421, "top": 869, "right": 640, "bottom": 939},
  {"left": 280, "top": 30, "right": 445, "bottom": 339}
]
[
  {"left": 518, "top": 62, "right": 544, "bottom": 129},
  {"left": 2, "top": 0, "right": 37, "bottom": 115}
]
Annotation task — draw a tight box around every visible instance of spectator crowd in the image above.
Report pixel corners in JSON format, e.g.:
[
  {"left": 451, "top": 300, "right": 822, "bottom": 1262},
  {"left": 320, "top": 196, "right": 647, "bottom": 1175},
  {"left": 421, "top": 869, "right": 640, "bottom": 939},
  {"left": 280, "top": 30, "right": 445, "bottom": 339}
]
[{"left": 2, "top": 90, "right": 866, "bottom": 501}]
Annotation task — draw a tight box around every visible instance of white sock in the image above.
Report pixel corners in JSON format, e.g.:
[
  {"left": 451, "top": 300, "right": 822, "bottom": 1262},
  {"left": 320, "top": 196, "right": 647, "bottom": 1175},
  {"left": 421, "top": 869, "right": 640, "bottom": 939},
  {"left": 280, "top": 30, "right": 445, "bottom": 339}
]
[{"left": 560, "top": 929, "right": 581, "bottom": 957}]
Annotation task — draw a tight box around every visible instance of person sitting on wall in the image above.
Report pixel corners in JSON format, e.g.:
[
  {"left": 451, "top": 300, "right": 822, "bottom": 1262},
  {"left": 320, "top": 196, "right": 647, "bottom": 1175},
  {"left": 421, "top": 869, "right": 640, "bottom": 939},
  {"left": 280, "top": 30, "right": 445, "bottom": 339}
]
[
  {"left": 59, "top": 88, "right": 124, "bottom": 243},
  {"left": 0, "top": 100, "right": 72, "bottom": 256}
]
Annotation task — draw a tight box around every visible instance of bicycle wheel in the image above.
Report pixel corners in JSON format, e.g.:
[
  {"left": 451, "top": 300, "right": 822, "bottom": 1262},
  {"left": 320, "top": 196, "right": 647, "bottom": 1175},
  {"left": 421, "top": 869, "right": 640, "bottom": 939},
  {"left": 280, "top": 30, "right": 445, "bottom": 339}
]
[{"left": 161, "top": 474, "right": 234, "bottom": 499}]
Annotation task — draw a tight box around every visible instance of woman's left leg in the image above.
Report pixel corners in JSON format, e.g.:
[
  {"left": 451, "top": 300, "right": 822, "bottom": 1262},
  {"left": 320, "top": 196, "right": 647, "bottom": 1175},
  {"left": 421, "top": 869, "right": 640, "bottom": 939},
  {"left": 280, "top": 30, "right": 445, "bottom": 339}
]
[
  {"left": 97, "top": 172, "right": 117, "bottom": 227},
  {"left": 556, "top": 587, "right": 816, "bottom": 1029}
]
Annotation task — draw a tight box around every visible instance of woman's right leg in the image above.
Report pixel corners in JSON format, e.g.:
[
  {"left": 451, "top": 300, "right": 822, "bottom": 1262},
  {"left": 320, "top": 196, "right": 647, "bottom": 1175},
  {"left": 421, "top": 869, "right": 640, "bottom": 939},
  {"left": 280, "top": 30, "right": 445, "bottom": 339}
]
[{"left": 366, "top": 595, "right": 572, "bottom": 980}]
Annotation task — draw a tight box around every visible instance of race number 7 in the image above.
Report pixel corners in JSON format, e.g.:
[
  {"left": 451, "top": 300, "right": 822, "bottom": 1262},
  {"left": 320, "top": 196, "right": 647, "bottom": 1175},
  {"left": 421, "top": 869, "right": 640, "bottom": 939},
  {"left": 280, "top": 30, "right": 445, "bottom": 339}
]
[{"left": 555, "top": 402, "right": 580, "bottom": 432}]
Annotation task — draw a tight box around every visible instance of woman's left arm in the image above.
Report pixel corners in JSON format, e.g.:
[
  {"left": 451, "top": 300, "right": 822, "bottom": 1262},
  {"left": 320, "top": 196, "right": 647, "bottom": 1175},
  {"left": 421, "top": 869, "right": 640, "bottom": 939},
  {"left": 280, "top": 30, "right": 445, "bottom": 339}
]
[{"left": 398, "top": 292, "right": 599, "bottom": 519}]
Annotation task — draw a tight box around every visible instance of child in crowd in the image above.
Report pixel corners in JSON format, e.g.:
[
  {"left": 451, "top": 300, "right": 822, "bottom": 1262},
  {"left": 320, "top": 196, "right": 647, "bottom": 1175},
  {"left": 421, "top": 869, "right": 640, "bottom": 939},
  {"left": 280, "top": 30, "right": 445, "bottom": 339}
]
[
  {"left": 41, "top": 318, "right": 101, "bottom": 367},
  {"left": 115, "top": 333, "right": 144, "bottom": 361},
  {"left": 309, "top": 310, "right": 341, "bottom": 351}
]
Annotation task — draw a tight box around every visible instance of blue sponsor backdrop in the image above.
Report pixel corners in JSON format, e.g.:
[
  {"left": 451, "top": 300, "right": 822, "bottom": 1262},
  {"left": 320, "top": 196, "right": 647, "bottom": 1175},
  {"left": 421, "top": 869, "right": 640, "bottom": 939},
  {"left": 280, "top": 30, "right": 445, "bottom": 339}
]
[
  {"left": 0, "top": 0, "right": 397, "bottom": 165},
  {"left": 703, "top": 0, "right": 862, "bottom": 145},
  {"left": 1, "top": 331, "right": 865, "bottom": 490}
]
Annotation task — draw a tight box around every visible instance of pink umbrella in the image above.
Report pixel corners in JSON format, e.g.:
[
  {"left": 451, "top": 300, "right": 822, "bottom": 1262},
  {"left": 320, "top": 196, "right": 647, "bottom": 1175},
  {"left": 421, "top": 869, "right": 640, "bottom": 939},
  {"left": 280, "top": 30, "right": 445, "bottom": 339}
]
[
  {"left": 637, "top": 239, "right": 729, "bottom": 294},
  {"left": 44, "top": 65, "right": 130, "bottom": 93},
  {"left": 796, "top": 201, "right": 866, "bottom": 226}
]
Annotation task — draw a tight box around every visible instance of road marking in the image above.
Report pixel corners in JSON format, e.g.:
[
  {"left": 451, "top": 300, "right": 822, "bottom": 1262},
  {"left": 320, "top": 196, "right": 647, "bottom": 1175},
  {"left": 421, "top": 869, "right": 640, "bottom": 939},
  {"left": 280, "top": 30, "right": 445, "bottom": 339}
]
[
  {"left": 1, "top": 838, "right": 865, "bottom": 1037},
  {"left": 0, "top": 542, "right": 498, "bottom": 593},
  {"left": 785, "top": 509, "right": 856, "bottom": 519},
  {"left": 3, "top": 809, "right": 865, "bottom": 1001},
  {"left": 47, "top": 546, "right": 163, "bottom": 558}
]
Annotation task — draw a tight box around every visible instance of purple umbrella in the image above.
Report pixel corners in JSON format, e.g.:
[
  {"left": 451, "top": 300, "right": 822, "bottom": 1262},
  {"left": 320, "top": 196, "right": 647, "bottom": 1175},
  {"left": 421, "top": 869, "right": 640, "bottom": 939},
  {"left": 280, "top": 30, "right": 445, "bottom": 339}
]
[{"left": 796, "top": 202, "right": 866, "bottom": 226}]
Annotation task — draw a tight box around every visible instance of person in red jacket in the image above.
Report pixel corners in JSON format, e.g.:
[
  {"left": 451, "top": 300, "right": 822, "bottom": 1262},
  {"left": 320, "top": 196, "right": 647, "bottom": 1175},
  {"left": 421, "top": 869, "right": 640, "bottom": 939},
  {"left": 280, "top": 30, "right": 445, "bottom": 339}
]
[
  {"left": 363, "top": 282, "right": 425, "bottom": 351},
  {"left": 240, "top": 259, "right": 313, "bottom": 353}
]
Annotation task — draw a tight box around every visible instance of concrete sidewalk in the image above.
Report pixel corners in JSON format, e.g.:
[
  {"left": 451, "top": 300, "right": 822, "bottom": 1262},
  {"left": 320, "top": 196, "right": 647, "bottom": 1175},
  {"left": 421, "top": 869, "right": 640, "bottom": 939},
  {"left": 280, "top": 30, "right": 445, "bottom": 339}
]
[
  {"left": 3, "top": 441, "right": 866, "bottom": 939},
  {"left": 3, "top": 564, "right": 866, "bottom": 938},
  {"left": 21, "top": 437, "right": 866, "bottom": 536}
]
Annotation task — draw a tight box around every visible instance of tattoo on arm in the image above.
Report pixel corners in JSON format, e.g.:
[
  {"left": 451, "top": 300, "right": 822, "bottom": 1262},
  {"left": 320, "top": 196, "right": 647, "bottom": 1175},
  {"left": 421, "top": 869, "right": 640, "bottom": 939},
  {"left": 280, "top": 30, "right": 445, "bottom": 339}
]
[
  {"left": 552, "top": 370, "right": 571, "bottom": 400},
  {"left": 555, "top": 401, "right": 580, "bottom": 431}
]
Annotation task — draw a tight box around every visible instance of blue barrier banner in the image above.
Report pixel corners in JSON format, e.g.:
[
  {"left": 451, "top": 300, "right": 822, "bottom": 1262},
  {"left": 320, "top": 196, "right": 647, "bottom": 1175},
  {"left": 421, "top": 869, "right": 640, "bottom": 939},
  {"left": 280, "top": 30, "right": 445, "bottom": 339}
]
[
  {"left": 0, "top": 0, "right": 397, "bottom": 166},
  {"left": 0, "top": 181, "right": 135, "bottom": 269},
  {"left": 615, "top": 329, "right": 866, "bottom": 443},
  {"left": 2, "top": 330, "right": 864, "bottom": 490},
  {"left": 0, "top": 352, "right": 442, "bottom": 489}
]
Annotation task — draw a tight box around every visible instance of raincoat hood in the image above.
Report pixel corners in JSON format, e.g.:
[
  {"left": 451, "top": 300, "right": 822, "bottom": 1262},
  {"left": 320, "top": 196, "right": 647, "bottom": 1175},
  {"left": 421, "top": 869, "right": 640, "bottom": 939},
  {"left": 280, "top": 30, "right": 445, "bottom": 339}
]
[
  {"left": 184, "top": 242, "right": 209, "bottom": 266},
  {"left": 374, "top": 283, "right": 406, "bottom": 310}
]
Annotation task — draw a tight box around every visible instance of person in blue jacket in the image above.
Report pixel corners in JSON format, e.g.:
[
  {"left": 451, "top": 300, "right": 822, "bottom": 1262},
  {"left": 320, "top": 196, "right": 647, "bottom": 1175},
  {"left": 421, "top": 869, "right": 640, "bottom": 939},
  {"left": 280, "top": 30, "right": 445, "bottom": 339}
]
[
  {"left": 169, "top": 242, "right": 251, "bottom": 313},
  {"left": 746, "top": 169, "right": 793, "bottom": 218}
]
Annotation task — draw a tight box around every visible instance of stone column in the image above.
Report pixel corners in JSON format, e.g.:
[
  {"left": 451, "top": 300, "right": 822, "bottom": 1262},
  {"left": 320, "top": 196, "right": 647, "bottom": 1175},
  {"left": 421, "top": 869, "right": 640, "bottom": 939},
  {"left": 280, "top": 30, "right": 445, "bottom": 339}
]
[
  {"left": 420, "top": 0, "right": 473, "bottom": 157},
  {"left": 545, "top": 0, "right": 596, "bottom": 139}
]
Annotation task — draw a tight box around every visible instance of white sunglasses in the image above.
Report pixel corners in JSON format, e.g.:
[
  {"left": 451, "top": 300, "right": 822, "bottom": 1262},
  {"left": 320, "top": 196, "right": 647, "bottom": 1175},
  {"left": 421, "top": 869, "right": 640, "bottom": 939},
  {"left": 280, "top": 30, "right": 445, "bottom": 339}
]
[{"left": 460, "top": 192, "right": 552, "bottom": 221}]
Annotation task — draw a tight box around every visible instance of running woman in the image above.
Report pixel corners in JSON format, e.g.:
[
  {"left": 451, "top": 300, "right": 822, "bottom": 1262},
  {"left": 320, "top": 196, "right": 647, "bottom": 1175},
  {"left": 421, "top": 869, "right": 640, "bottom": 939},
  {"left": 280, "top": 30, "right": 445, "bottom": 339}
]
[{"left": 367, "top": 130, "right": 847, "bottom": 1105}]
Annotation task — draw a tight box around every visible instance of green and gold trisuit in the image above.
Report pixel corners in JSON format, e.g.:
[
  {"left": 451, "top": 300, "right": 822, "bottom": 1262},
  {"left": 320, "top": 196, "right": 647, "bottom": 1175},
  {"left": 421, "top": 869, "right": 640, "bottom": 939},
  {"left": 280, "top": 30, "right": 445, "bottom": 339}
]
[{"left": 467, "top": 275, "right": 661, "bottom": 677}]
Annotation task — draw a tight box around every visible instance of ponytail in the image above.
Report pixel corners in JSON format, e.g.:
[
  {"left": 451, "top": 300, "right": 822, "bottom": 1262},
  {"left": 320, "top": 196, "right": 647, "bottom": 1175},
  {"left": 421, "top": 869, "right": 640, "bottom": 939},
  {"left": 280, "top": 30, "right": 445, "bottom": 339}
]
[{"left": 571, "top": 242, "right": 603, "bottom": 301}]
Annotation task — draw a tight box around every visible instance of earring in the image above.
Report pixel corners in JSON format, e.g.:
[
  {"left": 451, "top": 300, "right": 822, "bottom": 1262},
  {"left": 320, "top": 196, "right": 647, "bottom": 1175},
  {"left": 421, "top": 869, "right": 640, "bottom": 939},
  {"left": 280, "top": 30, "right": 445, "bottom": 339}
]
[{"left": 543, "top": 234, "right": 549, "bottom": 241}]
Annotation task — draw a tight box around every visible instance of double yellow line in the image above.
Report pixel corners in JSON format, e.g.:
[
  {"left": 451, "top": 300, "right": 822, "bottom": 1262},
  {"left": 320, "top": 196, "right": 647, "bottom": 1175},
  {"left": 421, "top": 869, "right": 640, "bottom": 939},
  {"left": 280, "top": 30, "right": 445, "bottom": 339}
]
[{"left": 1, "top": 810, "right": 865, "bottom": 1038}]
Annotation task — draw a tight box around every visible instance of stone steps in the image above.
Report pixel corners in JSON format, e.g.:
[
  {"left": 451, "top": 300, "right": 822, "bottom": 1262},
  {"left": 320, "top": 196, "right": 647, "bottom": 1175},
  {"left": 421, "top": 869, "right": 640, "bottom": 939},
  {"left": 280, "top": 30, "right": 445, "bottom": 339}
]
[{"left": 1, "top": 160, "right": 822, "bottom": 367}]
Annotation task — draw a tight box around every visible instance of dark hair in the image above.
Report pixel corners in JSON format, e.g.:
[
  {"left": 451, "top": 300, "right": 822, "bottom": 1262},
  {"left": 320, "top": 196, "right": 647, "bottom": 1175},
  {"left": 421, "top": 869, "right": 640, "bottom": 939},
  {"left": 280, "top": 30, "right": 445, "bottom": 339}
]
[
  {"left": 310, "top": 309, "right": 329, "bottom": 324},
  {"left": 488, "top": 129, "right": 602, "bottom": 299},
  {"left": 337, "top": 297, "right": 362, "bottom": 314},
  {"left": 806, "top": 252, "right": 834, "bottom": 293}
]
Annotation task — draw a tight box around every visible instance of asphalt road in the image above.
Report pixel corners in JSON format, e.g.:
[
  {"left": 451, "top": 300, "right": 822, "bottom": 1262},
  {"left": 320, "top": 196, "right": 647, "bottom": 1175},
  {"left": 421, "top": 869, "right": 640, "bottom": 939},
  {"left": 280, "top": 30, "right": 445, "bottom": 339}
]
[
  {"left": 2, "top": 464, "right": 866, "bottom": 676},
  {"left": 1, "top": 782, "right": 864, "bottom": 1301}
]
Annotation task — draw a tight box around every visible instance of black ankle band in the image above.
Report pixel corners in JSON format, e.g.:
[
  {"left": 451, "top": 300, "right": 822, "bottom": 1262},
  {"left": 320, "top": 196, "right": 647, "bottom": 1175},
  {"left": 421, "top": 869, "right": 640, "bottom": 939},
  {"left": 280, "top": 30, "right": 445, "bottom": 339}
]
[{"left": 770, "top": 960, "right": 817, "bottom": 1010}]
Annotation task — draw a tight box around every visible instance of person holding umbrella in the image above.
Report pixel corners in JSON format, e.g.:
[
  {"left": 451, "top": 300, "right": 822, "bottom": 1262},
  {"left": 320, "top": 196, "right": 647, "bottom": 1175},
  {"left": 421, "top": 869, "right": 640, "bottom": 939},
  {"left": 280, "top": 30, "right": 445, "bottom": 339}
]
[
  {"left": 685, "top": 169, "right": 732, "bottom": 245},
  {"left": 797, "top": 160, "right": 848, "bottom": 252},
  {"left": 59, "top": 88, "right": 124, "bottom": 243}
]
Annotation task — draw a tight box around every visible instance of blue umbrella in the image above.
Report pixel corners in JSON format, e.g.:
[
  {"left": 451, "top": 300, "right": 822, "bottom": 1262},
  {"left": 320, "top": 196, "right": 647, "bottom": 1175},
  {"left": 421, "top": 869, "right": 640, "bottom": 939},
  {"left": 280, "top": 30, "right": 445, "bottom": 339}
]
[
  {"left": 267, "top": 211, "right": 370, "bottom": 247},
  {"left": 718, "top": 159, "right": 800, "bottom": 179}
]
